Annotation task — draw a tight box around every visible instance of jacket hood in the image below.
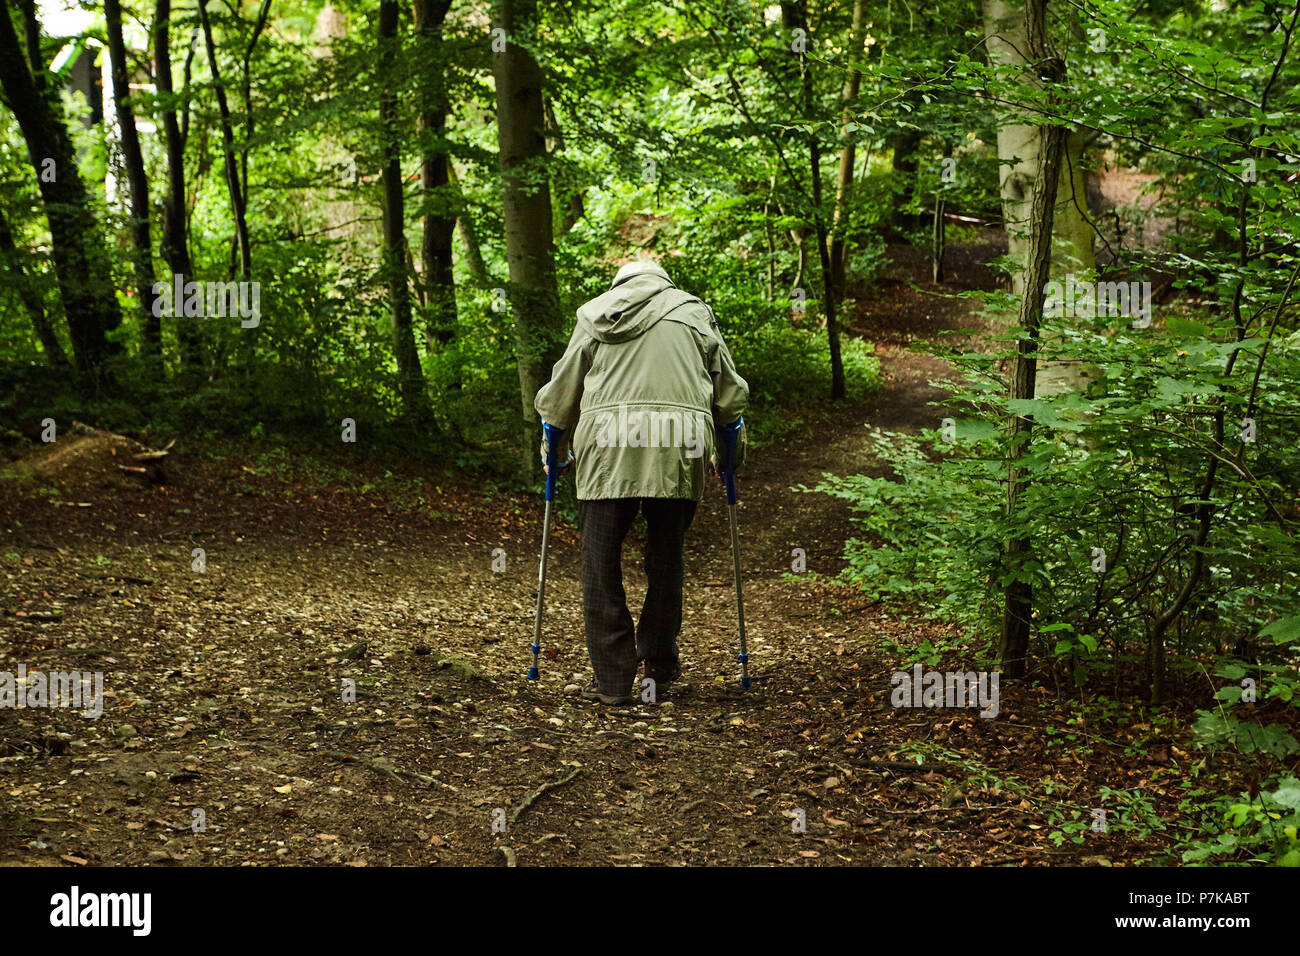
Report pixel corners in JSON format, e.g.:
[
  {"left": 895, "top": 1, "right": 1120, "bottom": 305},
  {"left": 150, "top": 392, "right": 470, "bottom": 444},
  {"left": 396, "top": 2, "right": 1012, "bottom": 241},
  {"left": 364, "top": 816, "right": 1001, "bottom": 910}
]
[{"left": 577, "top": 261, "right": 696, "bottom": 343}]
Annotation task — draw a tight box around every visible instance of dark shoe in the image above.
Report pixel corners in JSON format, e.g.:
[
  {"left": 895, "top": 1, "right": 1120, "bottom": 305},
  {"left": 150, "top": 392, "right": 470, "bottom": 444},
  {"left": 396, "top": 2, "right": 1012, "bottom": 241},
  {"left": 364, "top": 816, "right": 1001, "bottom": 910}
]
[
  {"left": 643, "top": 660, "right": 681, "bottom": 690},
  {"left": 581, "top": 682, "right": 635, "bottom": 707}
]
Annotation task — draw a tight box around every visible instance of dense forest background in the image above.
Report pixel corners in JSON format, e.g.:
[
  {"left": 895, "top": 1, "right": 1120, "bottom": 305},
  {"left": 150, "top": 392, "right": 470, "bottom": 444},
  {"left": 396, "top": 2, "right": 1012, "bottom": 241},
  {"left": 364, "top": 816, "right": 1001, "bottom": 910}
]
[{"left": 1, "top": 0, "right": 1299, "bottom": 866}]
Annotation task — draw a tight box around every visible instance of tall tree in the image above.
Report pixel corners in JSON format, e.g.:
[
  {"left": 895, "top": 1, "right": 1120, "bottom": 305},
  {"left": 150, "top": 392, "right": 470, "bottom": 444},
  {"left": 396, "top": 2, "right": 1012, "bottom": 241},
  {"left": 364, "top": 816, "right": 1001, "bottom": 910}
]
[
  {"left": 197, "top": 0, "right": 252, "bottom": 279},
  {"left": 493, "top": 0, "right": 564, "bottom": 475},
  {"left": 827, "top": 0, "right": 867, "bottom": 316},
  {"left": 450, "top": 161, "right": 492, "bottom": 288},
  {"left": 414, "top": 0, "right": 458, "bottom": 349},
  {"left": 887, "top": 126, "right": 924, "bottom": 238},
  {"left": 984, "top": 0, "right": 1095, "bottom": 395},
  {"left": 782, "top": 0, "right": 846, "bottom": 399},
  {"left": 0, "top": 0, "right": 121, "bottom": 382},
  {"left": 238, "top": 0, "right": 271, "bottom": 237},
  {"left": 105, "top": 0, "right": 159, "bottom": 351},
  {"left": 998, "top": 0, "right": 1067, "bottom": 678},
  {"left": 152, "top": 0, "right": 201, "bottom": 367},
  {"left": 378, "top": 0, "right": 431, "bottom": 424}
]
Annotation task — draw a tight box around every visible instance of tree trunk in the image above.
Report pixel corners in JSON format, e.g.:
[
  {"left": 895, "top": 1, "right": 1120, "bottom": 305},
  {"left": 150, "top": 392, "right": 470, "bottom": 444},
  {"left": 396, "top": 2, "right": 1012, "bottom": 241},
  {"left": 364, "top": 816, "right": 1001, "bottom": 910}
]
[
  {"left": 15, "top": 0, "right": 41, "bottom": 76},
  {"left": 153, "top": 0, "right": 202, "bottom": 368},
  {"left": 933, "top": 142, "right": 952, "bottom": 282},
  {"left": 783, "top": 0, "right": 845, "bottom": 399},
  {"left": 998, "top": 0, "right": 1066, "bottom": 679},
  {"left": 378, "top": 0, "right": 431, "bottom": 425},
  {"left": 544, "top": 98, "right": 586, "bottom": 236},
  {"left": 239, "top": 0, "right": 271, "bottom": 218},
  {"left": 887, "top": 128, "right": 923, "bottom": 238},
  {"left": 932, "top": 195, "right": 946, "bottom": 282},
  {"left": 197, "top": 0, "right": 252, "bottom": 279},
  {"left": 0, "top": 4, "right": 120, "bottom": 383},
  {"left": 493, "top": 0, "right": 565, "bottom": 477},
  {"left": 984, "top": 0, "right": 1095, "bottom": 396},
  {"left": 0, "top": 205, "right": 66, "bottom": 365},
  {"left": 105, "top": 0, "right": 159, "bottom": 351},
  {"left": 827, "top": 0, "right": 867, "bottom": 307},
  {"left": 447, "top": 162, "right": 492, "bottom": 288},
  {"left": 811, "top": 155, "right": 846, "bottom": 399},
  {"left": 414, "top": 0, "right": 458, "bottom": 349}
]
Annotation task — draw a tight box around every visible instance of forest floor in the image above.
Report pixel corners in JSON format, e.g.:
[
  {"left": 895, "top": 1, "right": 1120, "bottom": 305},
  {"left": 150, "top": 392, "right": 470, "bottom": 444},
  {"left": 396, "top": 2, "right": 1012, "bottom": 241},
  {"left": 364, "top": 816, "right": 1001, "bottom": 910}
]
[{"left": 1, "top": 232, "right": 1215, "bottom": 866}]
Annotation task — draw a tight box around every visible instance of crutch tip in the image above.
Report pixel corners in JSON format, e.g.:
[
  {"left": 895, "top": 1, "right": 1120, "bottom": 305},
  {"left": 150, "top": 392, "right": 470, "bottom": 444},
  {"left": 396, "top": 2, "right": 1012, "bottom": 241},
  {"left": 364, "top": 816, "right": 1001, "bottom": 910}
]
[
  {"left": 740, "top": 675, "right": 752, "bottom": 691},
  {"left": 527, "top": 665, "right": 539, "bottom": 681}
]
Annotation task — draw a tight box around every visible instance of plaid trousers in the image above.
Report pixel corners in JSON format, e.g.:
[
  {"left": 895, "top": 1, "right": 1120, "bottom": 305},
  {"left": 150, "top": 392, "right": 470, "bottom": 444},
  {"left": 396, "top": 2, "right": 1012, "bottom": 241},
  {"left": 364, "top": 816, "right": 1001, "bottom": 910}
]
[{"left": 578, "top": 498, "right": 698, "bottom": 695}]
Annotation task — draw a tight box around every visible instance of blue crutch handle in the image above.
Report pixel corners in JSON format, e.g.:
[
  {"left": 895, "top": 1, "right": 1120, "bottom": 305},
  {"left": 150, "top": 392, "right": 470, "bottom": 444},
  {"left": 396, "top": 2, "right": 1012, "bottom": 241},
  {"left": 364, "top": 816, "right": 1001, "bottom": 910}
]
[
  {"left": 542, "top": 422, "right": 565, "bottom": 502},
  {"left": 716, "top": 417, "right": 743, "bottom": 506}
]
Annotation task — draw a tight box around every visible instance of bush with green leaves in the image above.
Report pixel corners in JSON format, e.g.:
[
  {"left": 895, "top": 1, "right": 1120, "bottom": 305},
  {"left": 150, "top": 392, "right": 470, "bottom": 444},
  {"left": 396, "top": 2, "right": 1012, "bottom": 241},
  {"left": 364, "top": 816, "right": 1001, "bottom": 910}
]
[
  {"left": 1180, "top": 614, "right": 1300, "bottom": 866},
  {"left": 816, "top": 303, "right": 1300, "bottom": 686}
]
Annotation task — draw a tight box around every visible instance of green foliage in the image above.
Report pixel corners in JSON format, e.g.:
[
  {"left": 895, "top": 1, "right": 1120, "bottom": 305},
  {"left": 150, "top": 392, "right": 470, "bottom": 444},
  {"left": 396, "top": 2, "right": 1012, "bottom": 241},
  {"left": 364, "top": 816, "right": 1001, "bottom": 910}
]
[
  {"left": 817, "top": 307, "right": 1300, "bottom": 676},
  {"left": 1180, "top": 777, "right": 1300, "bottom": 866},
  {"left": 1179, "top": 614, "right": 1300, "bottom": 865}
]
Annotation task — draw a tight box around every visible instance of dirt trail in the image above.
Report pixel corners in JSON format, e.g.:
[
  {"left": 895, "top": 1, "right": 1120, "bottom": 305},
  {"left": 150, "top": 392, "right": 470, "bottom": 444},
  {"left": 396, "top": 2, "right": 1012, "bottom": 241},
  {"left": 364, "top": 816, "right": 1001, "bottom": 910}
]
[{"left": 1, "top": 235, "right": 1149, "bottom": 867}]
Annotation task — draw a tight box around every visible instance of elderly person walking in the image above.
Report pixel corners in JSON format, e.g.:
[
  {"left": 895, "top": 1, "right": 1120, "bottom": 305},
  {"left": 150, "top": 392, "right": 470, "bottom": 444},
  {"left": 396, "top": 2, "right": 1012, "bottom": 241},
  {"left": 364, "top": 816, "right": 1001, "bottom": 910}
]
[{"left": 535, "top": 260, "right": 749, "bottom": 705}]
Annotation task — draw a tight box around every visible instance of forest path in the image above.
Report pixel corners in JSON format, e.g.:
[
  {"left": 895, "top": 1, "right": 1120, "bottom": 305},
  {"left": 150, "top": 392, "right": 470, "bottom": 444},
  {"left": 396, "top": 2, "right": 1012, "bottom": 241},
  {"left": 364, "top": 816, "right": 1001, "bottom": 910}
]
[{"left": 2, "top": 233, "right": 1135, "bottom": 866}]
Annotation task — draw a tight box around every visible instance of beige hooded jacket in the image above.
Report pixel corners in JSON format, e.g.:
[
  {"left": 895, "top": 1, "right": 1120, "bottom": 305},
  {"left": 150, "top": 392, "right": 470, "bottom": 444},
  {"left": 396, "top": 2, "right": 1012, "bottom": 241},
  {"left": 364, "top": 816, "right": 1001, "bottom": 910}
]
[{"left": 534, "top": 261, "right": 749, "bottom": 501}]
